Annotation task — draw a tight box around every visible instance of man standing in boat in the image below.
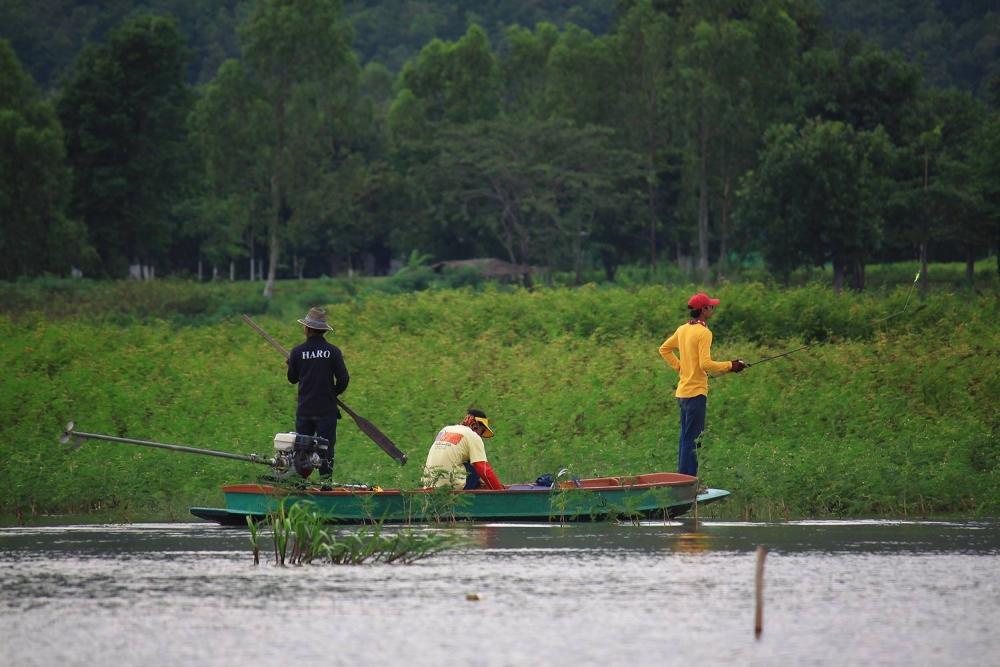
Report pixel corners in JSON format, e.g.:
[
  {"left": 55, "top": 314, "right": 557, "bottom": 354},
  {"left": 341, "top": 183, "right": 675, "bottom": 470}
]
[
  {"left": 287, "top": 307, "right": 349, "bottom": 480},
  {"left": 658, "top": 292, "right": 746, "bottom": 478},
  {"left": 421, "top": 408, "right": 505, "bottom": 490}
]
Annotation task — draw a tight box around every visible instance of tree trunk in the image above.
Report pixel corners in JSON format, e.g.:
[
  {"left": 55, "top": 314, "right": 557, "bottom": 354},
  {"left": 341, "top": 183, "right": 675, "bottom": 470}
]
[
  {"left": 920, "top": 150, "right": 930, "bottom": 295},
  {"left": 264, "top": 93, "right": 287, "bottom": 299},
  {"left": 850, "top": 257, "right": 865, "bottom": 291},
  {"left": 229, "top": 260, "right": 235, "bottom": 281},
  {"left": 697, "top": 120, "right": 710, "bottom": 280},
  {"left": 965, "top": 245, "right": 975, "bottom": 284},
  {"left": 919, "top": 241, "right": 929, "bottom": 295},
  {"left": 264, "top": 226, "right": 279, "bottom": 298},
  {"left": 647, "top": 161, "right": 657, "bottom": 270},
  {"left": 832, "top": 259, "right": 844, "bottom": 293},
  {"left": 600, "top": 249, "right": 617, "bottom": 282},
  {"left": 718, "top": 175, "right": 732, "bottom": 274},
  {"left": 197, "top": 257, "right": 203, "bottom": 282}
]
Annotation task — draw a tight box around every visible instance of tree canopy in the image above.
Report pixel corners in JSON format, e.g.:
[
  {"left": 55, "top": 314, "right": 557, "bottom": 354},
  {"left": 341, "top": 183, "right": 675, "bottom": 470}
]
[{"left": 0, "top": 0, "right": 997, "bottom": 288}]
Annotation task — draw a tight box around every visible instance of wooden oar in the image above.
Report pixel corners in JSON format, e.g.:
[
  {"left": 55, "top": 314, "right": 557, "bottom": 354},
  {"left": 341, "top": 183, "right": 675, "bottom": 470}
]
[{"left": 240, "top": 314, "right": 408, "bottom": 465}]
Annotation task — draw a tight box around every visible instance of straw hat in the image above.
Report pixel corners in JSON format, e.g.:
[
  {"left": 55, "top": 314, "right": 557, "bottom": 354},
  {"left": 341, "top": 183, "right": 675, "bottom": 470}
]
[{"left": 297, "top": 307, "right": 333, "bottom": 331}]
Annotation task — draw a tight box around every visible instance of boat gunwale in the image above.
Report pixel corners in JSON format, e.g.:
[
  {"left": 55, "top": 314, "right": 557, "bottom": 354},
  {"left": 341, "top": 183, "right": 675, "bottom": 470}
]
[{"left": 221, "top": 474, "right": 698, "bottom": 498}]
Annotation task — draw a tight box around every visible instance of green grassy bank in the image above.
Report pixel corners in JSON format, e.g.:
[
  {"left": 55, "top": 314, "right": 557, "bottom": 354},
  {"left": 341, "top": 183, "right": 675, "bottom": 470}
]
[{"left": 1, "top": 276, "right": 997, "bottom": 522}]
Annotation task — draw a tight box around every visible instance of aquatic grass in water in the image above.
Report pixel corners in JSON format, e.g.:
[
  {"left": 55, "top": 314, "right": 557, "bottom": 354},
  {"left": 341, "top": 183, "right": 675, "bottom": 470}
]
[
  {"left": 246, "top": 515, "right": 260, "bottom": 565},
  {"left": 264, "top": 502, "right": 469, "bottom": 566},
  {"left": 410, "top": 473, "right": 474, "bottom": 524}
]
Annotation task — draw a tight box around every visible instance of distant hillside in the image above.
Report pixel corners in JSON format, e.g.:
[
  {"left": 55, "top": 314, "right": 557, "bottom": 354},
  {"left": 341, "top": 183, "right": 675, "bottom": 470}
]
[
  {"left": 3, "top": 0, "right": 996, "bottom": 98},
  {"left": 0, "top": 0, "right": 611, "bottom": 89},
  {"left": 815, "top": 0, "right": 999, "bottom": 97}
]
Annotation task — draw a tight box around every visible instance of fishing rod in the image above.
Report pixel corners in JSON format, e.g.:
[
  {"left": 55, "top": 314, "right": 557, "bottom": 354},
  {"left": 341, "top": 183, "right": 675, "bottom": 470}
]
[
  {"left": 875, "top": 270, "right": 922, "bottom": 323},
  {"left": 747, "top": 270, "right": 922, "bottom": 368}
]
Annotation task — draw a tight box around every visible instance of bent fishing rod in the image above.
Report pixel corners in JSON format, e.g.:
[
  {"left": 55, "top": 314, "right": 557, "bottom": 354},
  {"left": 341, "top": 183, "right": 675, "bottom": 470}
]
[
  {"left": 240, "top": 314, "right": 408, "bottom": 465},
  {"left": 747, "top": 270, "right": 922, "bottom": 368}
]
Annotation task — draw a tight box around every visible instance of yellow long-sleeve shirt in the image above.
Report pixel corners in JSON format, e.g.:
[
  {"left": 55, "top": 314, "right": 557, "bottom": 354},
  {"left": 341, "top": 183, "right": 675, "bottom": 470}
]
[{"left": 659, "top": 321, "right": 734, "bottom": 398}]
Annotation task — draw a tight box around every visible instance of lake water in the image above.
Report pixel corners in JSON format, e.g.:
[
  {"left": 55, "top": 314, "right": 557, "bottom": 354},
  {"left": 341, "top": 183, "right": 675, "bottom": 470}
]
[{"left": 1, "top": 519, "right": 997, "bottom": 667}]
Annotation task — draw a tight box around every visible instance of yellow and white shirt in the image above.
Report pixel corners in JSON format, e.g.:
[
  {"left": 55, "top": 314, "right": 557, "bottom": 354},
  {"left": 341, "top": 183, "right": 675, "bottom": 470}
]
[
  {"left": 421, "top": 424, "right": 489, "bottom": 489},
  {"left": 659, "top": 321, "right": 734, "bottom": 398}
]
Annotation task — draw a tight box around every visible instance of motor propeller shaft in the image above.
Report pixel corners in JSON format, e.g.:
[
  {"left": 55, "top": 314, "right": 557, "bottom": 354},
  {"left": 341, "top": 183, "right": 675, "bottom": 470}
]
[{"left": 59, "top": 421, "right": 275, "bottom": 466}]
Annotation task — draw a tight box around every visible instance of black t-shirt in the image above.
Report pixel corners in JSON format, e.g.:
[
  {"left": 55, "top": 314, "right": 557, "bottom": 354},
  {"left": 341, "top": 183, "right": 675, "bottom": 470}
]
[{"left": 287, "top": 336, "right": 349, "bottom": 417}]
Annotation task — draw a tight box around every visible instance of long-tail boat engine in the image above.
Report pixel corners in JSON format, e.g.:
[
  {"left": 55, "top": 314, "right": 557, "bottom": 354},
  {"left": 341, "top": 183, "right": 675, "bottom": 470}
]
[
  {"left": 272, "top": 432, "right": 329, "bottom": 478},
  {"left": 59, "top": 422, "right": 334, "bottom": 482}
]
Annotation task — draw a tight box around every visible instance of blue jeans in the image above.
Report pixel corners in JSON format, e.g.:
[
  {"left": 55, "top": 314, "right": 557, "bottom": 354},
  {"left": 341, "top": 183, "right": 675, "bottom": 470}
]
[
  {"left": 463, "top": 462, "right": 481, "bottom": 490},
  {"left": 677, "top": 395, "right": 707, "bottom": 477},
  {"left": 296, "top": 414, "right": 338, "bottom": 477}
]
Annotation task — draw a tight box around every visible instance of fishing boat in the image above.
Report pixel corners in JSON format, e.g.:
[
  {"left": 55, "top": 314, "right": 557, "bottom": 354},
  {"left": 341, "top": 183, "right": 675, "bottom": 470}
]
[
  {"left": 189, "top": 473, "right": 730, "bottom": 525},
  {"left": 59, "top": 422, "right": 730, "bottom": 525}
]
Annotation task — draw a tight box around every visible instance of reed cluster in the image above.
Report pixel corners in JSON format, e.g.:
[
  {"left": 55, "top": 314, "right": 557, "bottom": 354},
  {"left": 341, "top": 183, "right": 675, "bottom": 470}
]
[{"left": 265, "top": 502, "right": 469, "bottom": 566}]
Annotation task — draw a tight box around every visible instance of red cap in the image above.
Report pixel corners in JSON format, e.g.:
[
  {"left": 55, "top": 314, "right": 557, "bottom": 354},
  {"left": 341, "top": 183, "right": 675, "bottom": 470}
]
[{"left": 687, "top": 292, "right": 720, "bottom": 309}]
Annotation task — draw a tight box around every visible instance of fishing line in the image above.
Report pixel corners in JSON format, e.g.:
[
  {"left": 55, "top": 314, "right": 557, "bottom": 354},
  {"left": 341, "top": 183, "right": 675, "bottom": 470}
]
[
  {"left": 746, "top": 269, "right": 922, "bottom": 368},
  {"left": 874, "top": 270, "right": 921, "bottom": 323}
]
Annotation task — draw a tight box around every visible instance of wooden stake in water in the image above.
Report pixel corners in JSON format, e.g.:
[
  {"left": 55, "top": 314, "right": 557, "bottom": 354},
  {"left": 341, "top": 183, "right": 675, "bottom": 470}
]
[{"left": 755, "top": 545, "right": 768, "bottom": 639}]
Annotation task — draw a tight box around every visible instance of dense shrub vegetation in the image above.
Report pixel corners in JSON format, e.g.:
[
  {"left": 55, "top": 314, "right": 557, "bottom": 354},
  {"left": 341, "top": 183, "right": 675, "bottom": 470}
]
[{"left": 2, "top": 273, "right": 996, "bottom": 521}]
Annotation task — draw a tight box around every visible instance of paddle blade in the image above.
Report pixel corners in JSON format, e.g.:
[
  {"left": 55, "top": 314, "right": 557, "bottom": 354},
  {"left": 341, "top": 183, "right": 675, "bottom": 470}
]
[{"left": 338, "top": 400, "right": 408, "bottom": 465}]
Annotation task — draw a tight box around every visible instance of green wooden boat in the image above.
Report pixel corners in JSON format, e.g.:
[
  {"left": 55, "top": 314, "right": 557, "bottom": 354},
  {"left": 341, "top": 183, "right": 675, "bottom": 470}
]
[{"left": 190, "top": 472, "right": 730, "bottom": 525}]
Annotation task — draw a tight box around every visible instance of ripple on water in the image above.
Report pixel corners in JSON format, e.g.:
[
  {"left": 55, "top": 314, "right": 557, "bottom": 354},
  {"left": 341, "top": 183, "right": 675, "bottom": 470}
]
[{"left": 0, "top": 520, "right": 998, "bottom": 667}]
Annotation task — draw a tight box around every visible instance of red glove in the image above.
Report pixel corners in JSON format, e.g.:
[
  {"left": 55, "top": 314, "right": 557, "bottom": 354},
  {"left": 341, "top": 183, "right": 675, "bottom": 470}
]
[
  {"left": 472, "top": 461, "right": 504, "bottom": 490},
  {"left": 730, "top": 359, "right": 748, "bottom": 373}
]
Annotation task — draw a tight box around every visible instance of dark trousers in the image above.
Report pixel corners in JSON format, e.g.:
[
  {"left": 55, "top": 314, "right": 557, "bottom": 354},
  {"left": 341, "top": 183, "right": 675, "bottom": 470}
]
[
  {"left": 463, "top": 462, "right": 481, "bottom": 490},
  {"left": 677, "top": 395, "right": 707, "bottom": 477},
  {"left": 296, "top": 414, "right": 338, "bottom": 477}
]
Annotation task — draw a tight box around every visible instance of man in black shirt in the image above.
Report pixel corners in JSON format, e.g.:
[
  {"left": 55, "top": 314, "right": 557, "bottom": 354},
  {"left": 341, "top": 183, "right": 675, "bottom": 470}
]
[{"left": 287, "top": 307, "right": 349, "bottom": 479}]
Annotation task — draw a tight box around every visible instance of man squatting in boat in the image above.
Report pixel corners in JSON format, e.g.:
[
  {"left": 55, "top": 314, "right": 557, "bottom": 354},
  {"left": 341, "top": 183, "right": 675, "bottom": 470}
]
[{"left": 421, "top": 408, "right": 505, "bottom": 490}]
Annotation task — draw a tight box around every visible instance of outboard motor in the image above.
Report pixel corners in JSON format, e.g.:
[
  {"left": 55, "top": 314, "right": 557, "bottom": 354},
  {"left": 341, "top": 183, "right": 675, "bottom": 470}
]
[{"left": 272, "top": 432, "right": 330, "bottom": 478}]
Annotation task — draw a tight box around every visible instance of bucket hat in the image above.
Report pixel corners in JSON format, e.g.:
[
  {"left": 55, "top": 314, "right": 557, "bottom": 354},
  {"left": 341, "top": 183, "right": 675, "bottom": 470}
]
[{"left": 298, "top": 307, "right": 333, "bottom": 331}]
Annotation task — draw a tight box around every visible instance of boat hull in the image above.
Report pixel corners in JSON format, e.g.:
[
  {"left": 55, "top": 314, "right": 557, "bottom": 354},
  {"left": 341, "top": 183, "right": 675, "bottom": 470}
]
[{"left": 190, "top": 472, "right": 730, "bottom": 525}]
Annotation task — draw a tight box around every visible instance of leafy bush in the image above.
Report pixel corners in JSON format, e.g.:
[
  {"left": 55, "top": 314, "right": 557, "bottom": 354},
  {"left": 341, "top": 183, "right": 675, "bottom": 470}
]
[{"left": 1, "top": 274, "right": 996, "bottom": 521}]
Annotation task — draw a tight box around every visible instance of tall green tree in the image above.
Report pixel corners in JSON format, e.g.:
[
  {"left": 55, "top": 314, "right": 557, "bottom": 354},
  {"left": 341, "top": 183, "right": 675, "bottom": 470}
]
[
  {"left": 425, "top": 118, "right": 644, "bottom": 282},
  {"left": 736, "top": 120, "right": 891, "bottom": 290},
  {"left": 888, "top": 89, "right": 992, "bottom": 284},
  {"left": 187, "top": 58, "right": 271, "bottom": 280},
  {"left": 238, "top": 0, "right": 359, "bottom": 296},
  {"left": 499, "top": 22, "right": 560, "bottom": 119},
  {"left": 672, "top": 0, "right": 803, "bottom": 278},
  {"left": 611, "top": 3, "right": 675, "bottom": 269},
  {"left": 971, "top": 111, "right": 1000, "bottom": 276},
  {"left": 0, "top": 39, "right": 91, "bottom": 279},
  {"left": 799, "top": 38, "right": 922, "bottom": 142},
  {"left": 392, "top": 24, "right": 501, "bottom": 130},
  {"left": 57, "top": 14, "right": 192, "bottom": 277}
]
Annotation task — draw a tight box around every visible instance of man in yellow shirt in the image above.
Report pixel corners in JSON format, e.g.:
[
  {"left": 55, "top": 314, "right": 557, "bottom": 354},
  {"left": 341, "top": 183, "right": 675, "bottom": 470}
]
[
  {"left": 421, "top": 408, "right": 504, "bottom": 490},
  {"left": 659, "top": 292, "right": 747, "bottom": 477}
]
